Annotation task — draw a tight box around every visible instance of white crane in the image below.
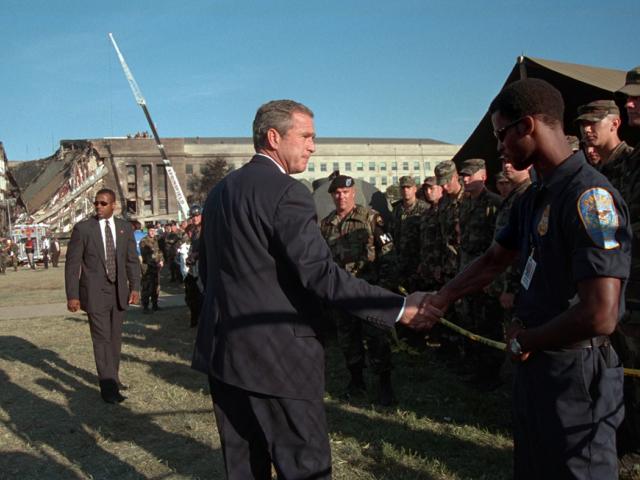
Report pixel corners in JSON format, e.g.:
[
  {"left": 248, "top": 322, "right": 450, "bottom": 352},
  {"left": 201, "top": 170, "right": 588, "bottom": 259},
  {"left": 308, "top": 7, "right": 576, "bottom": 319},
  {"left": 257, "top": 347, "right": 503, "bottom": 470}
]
[{"left": 108, "top": 33, "right": 190, "bottom": 220}]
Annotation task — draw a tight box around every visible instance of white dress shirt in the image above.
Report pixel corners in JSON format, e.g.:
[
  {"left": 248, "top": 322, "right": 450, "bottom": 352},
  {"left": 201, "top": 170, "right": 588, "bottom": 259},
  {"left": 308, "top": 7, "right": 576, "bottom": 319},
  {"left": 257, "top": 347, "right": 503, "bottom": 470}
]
[{"left": 99, "top": 216, "right": 117, "bottom": 257}]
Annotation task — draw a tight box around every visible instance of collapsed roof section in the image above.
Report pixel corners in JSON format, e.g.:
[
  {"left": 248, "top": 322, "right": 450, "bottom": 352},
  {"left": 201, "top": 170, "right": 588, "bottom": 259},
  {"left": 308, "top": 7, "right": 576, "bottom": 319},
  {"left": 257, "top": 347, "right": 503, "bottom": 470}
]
[{"left": 10, "top": 140, "right": 108, "bottom": 233}]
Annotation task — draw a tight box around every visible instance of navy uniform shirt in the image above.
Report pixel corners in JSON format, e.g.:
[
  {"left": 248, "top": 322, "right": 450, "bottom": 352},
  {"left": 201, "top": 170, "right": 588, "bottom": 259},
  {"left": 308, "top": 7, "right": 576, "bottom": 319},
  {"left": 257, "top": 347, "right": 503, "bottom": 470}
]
[{"left": 495, "top": 152, "right": 631, "bottom": 329}]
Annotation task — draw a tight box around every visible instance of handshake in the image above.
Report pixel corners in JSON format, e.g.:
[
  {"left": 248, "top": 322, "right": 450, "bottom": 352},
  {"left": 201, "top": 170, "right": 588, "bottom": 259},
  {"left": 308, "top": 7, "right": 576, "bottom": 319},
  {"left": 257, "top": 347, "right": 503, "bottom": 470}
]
[{"left": 397, "top": 291, "right": 448, "bottom": 331}]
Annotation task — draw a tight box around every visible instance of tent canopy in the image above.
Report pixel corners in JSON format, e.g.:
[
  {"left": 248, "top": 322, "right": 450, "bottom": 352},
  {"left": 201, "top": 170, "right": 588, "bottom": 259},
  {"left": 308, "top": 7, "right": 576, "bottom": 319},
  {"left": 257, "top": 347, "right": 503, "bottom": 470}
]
[{"left": 452, "top": 56, "right": 638, "bottom": 181}]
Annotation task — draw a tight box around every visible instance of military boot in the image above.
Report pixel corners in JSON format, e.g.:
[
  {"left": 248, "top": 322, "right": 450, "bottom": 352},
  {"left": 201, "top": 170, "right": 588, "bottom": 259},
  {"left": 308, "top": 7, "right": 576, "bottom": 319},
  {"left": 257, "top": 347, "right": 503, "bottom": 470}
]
[
  {"left": 345, "top": 366, "right": 366, "bottom": 399},
  {"left": 377, "top": 372, "right": 396, "bottom": 406},
  {"left": 152, "top": 301, "right": 161, "bottom": 311},
  {"left": 142, "top": 302, "right": 151, "bottom": 314}
]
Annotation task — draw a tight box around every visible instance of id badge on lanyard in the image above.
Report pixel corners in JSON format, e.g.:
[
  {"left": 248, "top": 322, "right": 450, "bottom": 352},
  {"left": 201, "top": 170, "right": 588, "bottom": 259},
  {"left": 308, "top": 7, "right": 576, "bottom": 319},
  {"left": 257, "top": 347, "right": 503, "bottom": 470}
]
[{"left": 521, "top": 247, "right": 536, "bottom": 290}]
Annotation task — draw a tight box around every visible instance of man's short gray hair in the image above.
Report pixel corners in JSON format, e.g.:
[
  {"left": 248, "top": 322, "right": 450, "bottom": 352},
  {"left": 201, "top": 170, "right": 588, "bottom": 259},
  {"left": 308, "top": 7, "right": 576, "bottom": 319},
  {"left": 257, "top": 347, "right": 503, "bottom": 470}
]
[{"left": 252, "top": 100, "right": 314, "bottom": 151}]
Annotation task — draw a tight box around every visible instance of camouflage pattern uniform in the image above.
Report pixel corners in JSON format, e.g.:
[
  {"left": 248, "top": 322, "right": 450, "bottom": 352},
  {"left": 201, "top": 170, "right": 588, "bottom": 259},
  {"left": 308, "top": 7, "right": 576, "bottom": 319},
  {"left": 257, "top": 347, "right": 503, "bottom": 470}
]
[
  {"left": 320, "top": 204, "right": 397, "bottom": 377},
  {"left": 416, "top": 202, "right": 443, "bottom": 291},
  {"left": 458, "top": 186, "right": 503, "bottom": 377},
  {"left": 609, "top": 69, "right": 640, "bottom": 460},
  {"left": 438, "top": 187, "right": 465, "bottom": 282},
  {"left": 140, "top": 234, "right": 164, "bottom": 311},
  {"left": 598, "top": 141, "right": 634, "bottom": 183},
  {"left": 600, "top": 142, "right": 640, "bottom": 457},
  {"left": 164, "top": 230, "right": 181, "bottom": 282},
  {"left": 0, "top": 240, "right": 7, "bottom": 274},
  {"left": 489, "top": 178, "right": 532, "bottom": 326},
  {"left": 391, "top": 198, "right": 428, "bottom": 291},
  {"left": 5, "top": 241, "right": 19, "bottom": 271}
]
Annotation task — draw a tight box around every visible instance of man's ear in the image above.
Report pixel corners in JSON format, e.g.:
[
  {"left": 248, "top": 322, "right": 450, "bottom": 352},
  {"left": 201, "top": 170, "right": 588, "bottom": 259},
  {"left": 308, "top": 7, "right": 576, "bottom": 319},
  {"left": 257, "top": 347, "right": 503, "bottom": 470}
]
[
  {"left": 266, "top": 127, "right": 280, "bottom": 149},
  {"left": 520, "top": 115, "right": 535, "bottom": 136},
  {"left": 611, "top": 116, "right": 621, "bottom": 131}
]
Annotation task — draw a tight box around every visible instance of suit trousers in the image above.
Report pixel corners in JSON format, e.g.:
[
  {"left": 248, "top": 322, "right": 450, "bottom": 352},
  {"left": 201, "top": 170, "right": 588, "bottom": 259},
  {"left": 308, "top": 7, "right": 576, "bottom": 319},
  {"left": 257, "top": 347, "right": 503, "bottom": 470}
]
[
  {"left": 209, "top": 376, "right": 332, "bottom": 480},
  {"left": 88, "top": 282, "right": 125, "bottom": 383}
]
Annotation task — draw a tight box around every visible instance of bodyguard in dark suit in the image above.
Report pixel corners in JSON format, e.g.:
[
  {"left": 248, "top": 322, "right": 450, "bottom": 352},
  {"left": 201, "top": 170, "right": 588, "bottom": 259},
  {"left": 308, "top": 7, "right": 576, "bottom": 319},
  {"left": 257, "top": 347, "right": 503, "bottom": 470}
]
[
  {"left": 192, "top": 100, "right": 437, "bottom": 479},
  {"left": 65, "top": 188, "right": 140, "bottom": 404}
]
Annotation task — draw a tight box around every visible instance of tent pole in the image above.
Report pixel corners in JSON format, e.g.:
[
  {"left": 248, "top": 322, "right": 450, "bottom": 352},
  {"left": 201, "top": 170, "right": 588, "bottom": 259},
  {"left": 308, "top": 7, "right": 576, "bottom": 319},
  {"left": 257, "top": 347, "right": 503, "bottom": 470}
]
[{"left": 518, "top": 55, "right": 527, "bottom": 79}]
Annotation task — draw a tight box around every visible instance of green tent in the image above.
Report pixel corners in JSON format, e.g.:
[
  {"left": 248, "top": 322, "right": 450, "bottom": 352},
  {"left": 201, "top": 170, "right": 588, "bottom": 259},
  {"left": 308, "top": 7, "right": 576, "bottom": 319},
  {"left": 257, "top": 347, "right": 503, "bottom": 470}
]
[{"left": 452, "top": 56, "right": 638, "bottom": 179}]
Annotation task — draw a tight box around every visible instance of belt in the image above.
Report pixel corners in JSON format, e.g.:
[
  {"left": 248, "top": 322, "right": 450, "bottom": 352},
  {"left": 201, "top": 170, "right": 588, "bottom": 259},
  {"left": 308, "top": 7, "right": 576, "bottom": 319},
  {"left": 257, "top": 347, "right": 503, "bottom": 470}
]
[{"left": 564, "top": 336, "right": 609, "bottom": 350}]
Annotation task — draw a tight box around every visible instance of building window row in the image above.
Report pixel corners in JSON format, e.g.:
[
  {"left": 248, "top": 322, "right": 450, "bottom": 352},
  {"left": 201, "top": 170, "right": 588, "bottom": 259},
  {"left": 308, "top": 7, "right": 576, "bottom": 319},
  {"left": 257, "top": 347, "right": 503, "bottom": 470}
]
[{"left": 304, "top": 160, "right": 435, "bottom": 175}]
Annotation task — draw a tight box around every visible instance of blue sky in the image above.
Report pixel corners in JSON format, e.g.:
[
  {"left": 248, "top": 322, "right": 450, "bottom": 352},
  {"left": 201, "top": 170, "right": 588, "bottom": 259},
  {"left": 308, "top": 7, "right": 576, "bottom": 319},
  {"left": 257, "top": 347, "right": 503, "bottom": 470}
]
[{"left": 2, "top": 0, "right": 638, "bottom": 160}]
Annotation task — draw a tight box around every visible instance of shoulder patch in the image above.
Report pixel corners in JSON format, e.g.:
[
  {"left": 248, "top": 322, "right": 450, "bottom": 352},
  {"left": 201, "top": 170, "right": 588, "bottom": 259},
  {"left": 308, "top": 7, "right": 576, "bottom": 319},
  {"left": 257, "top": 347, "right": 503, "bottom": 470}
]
[{"left": 577, "top": 188, "right": 620, "bottom": 249}]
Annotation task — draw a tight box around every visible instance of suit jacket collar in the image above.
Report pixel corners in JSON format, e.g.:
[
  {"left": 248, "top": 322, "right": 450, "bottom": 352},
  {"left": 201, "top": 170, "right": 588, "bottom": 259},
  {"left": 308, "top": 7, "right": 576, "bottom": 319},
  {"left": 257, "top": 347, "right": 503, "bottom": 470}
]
[{"left": 252, "top": 154, "right": 287, "bottom": 174}]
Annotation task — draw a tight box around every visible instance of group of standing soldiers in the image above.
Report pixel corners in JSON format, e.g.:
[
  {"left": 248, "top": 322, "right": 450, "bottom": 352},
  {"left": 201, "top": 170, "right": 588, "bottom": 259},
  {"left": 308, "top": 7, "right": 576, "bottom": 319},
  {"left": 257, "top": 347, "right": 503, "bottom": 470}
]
[
  {"left": 570, "top": 68, "right": 640, "bottom": 467},
  {"left": 318, "top": 65, "right": 640, "bottom": 470},
  {"left": 318, "top": 160, "right": 522, "bottom": 405},
  {"left": 137, "top": 205, "right": 203, "bottom": 327}
]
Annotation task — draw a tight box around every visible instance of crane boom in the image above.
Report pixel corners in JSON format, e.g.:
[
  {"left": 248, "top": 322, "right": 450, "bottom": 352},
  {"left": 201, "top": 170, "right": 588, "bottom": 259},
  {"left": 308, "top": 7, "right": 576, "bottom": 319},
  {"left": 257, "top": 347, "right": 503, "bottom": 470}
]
[{"left": 108, "top": 33, "right": 190, "bottom": 220}]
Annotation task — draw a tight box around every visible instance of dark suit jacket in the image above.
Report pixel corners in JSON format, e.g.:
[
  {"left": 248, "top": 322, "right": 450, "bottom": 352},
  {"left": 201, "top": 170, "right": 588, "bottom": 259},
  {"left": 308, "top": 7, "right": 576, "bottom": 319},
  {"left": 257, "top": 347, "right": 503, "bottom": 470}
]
[
  {"left": 65, "top": 216, "right": 141, "bottom": 313},
  {"left": 192, "top": 155, "right": 404, "bottom": 400}
]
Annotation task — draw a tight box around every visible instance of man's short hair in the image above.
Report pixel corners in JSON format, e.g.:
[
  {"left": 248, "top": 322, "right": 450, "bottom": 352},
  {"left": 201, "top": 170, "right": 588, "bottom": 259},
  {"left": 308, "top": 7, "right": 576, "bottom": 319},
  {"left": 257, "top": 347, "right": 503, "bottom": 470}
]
[
  {"left": 489, "top": 78, "right": 565, "bottom": 127},
  {"left": 253, "top": 100, "right": 314, "bottom": 151},
  {"left": 96, "top": 188, "right": 116, "bottom": 203}
]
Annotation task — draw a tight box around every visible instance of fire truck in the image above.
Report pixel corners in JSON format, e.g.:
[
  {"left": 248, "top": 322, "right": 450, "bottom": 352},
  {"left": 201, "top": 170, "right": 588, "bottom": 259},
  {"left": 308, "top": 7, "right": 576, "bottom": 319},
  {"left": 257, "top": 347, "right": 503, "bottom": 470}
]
[{"left": 9, "top": 224, "right": 49, "bottom": 263}]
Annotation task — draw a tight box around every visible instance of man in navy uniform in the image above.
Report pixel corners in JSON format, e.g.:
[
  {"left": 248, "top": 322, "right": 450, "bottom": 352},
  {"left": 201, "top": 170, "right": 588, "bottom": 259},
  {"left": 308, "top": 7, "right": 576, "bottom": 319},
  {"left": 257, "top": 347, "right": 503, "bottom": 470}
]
[{"left": 421, "top": 79, "right": 631, "bottom": 479}]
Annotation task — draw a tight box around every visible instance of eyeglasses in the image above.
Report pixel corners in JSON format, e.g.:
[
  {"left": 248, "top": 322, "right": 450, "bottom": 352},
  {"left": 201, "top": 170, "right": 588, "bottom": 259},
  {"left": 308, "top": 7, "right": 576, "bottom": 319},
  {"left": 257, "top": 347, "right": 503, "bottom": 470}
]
[
  {"left": 93, "top": 201, "right": 110, "bottom": 207},
  {"left": 493, "top": 118, "right": 524, "bottom": 142}
]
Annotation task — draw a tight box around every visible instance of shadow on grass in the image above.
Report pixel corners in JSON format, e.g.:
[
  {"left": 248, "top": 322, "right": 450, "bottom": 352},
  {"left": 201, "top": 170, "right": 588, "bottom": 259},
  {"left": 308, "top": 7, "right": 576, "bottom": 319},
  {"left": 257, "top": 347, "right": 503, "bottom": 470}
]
[
  {"left": 323, "top": 337, "right": 513, "bottom": 479},
  {"left": 0, "top": 336, "right": 221, "bottom": 479}
]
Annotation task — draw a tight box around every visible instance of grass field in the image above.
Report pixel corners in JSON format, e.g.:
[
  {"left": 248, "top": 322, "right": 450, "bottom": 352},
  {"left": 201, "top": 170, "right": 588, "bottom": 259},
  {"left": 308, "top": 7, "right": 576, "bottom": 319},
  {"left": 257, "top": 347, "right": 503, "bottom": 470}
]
[{"left": 0, "top": 266, "right": 515, "bottom": 479}]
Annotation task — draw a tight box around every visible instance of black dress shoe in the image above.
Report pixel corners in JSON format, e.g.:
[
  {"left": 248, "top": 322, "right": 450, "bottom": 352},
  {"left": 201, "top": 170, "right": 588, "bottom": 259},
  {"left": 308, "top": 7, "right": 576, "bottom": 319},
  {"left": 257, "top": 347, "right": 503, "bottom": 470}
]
[{"left": 100, "top": 379, "right": 126, "bottom": 404}]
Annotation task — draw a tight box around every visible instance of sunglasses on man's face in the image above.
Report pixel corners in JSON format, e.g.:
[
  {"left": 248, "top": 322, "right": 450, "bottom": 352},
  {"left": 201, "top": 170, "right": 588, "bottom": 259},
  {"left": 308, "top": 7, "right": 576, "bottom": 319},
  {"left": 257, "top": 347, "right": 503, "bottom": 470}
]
[
  {"left": 94, "top": 201, "right": 110, "bottom": 207},
  {"left": 493, "top": 117, "right": 525, "bottom": 142}
]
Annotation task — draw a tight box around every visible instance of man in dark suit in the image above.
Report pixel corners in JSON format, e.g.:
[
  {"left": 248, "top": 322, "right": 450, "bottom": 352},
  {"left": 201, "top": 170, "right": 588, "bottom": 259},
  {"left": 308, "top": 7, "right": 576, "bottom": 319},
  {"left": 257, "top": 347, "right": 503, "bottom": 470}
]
[
  {"left": 65, "top": 188, "right": 140, "bottom": 404},
  {"left": 192, "top": 100, "right": 438, "bottom": 479}
]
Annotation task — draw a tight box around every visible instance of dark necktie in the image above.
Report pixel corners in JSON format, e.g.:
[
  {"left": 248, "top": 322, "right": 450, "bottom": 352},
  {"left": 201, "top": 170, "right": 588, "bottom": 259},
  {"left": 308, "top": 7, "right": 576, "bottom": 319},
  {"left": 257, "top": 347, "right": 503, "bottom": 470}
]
[{"left": 104, "top": 220, "right": 116, "bottom": 283}]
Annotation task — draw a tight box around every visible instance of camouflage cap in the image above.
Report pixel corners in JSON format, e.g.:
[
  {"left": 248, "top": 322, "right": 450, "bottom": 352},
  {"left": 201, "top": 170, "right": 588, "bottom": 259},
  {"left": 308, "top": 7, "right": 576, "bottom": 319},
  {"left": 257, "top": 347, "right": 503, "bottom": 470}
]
[
  {"left": 434, "top": 160, "right": 457, "bottom": 185},
  {"left": 328, "top": 174, "right": 355, "bottom": 193},
  {"left": 423, "top": 176, "right": 437, "bottom": 187},
  {"left": 575, "top": 100, "right": 620, "bottom": 123},
  {"left": 617, "top": 66, "right": 640, "bottom": 97},
  {"left": 459, "top": 158, "right": 486, "bottom": 176},
  {"left": 399, "top": 175, "right": 416, "bottom": 187}
]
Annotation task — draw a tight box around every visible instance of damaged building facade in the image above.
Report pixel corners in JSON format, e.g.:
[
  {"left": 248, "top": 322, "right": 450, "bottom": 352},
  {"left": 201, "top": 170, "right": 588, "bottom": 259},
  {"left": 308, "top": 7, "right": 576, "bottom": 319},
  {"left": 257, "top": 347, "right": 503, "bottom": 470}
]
[{"left": 8, "top": 136, "right": 459, "bottom": 233}]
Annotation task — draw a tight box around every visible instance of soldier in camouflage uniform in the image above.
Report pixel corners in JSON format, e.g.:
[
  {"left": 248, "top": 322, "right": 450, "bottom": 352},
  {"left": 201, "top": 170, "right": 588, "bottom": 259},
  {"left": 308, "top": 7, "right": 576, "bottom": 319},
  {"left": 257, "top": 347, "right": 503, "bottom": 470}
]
[
  {"left": 491, "top": 160, "right": 531, "bottom": 323},
  {"left": 0, "top": 238, "right": 7, "bottom": 274},
  {"left": 457, "top": 159, "right": 503, "bottom": 383},
  {"left": 435, "top": 161, "right": 465, "bottom": 283},
  {"left": 609, "top": 68, "right": 640, "bottom": 469},
  {"left": 575, "top": 100, "right": 633, "bottom": 179},
  {"left": 320, "top": 175, "right": 398, "bottom": 406},
  {"left": 391, "top": 176, "right": 428, "bottom": 291},
  {"left": 427, "top": 161, "right": 465, "bottom": 358},
  {"left": 164, "top": 222, "right": 181, "bottom": 282},
  {"left": 416, "top": 176, "right": 444, "bottom": 291},
  {"left": 140, "top": 226, "right": 164, "bottom": 313},
  {"left": 495, "top": 171, "right": 513, "bottom": 199},
  {"left": 184, "top": 205, "right": 203, "bottom": 328},
  {"left": 5, "top": 239, "right": 18, "bottom": 272}
]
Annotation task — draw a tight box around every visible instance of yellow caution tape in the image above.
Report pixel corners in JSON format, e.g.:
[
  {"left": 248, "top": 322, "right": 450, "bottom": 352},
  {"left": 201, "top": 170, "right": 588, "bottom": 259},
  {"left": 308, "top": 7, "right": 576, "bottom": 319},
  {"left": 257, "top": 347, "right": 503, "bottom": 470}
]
[
  {"left": 437, "top": 317, "right": 640, "bottom": 379},
  {"left": 397, "top": 286, "right": 640, "bottom": 378}
]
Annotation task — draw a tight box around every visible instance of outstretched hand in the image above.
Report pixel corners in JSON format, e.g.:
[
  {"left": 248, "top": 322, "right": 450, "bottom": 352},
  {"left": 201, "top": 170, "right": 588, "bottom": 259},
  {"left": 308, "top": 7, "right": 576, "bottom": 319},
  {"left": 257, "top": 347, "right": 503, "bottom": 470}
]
[{"left": 398, "top": 292, "right": 443, "bottom": 331}]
